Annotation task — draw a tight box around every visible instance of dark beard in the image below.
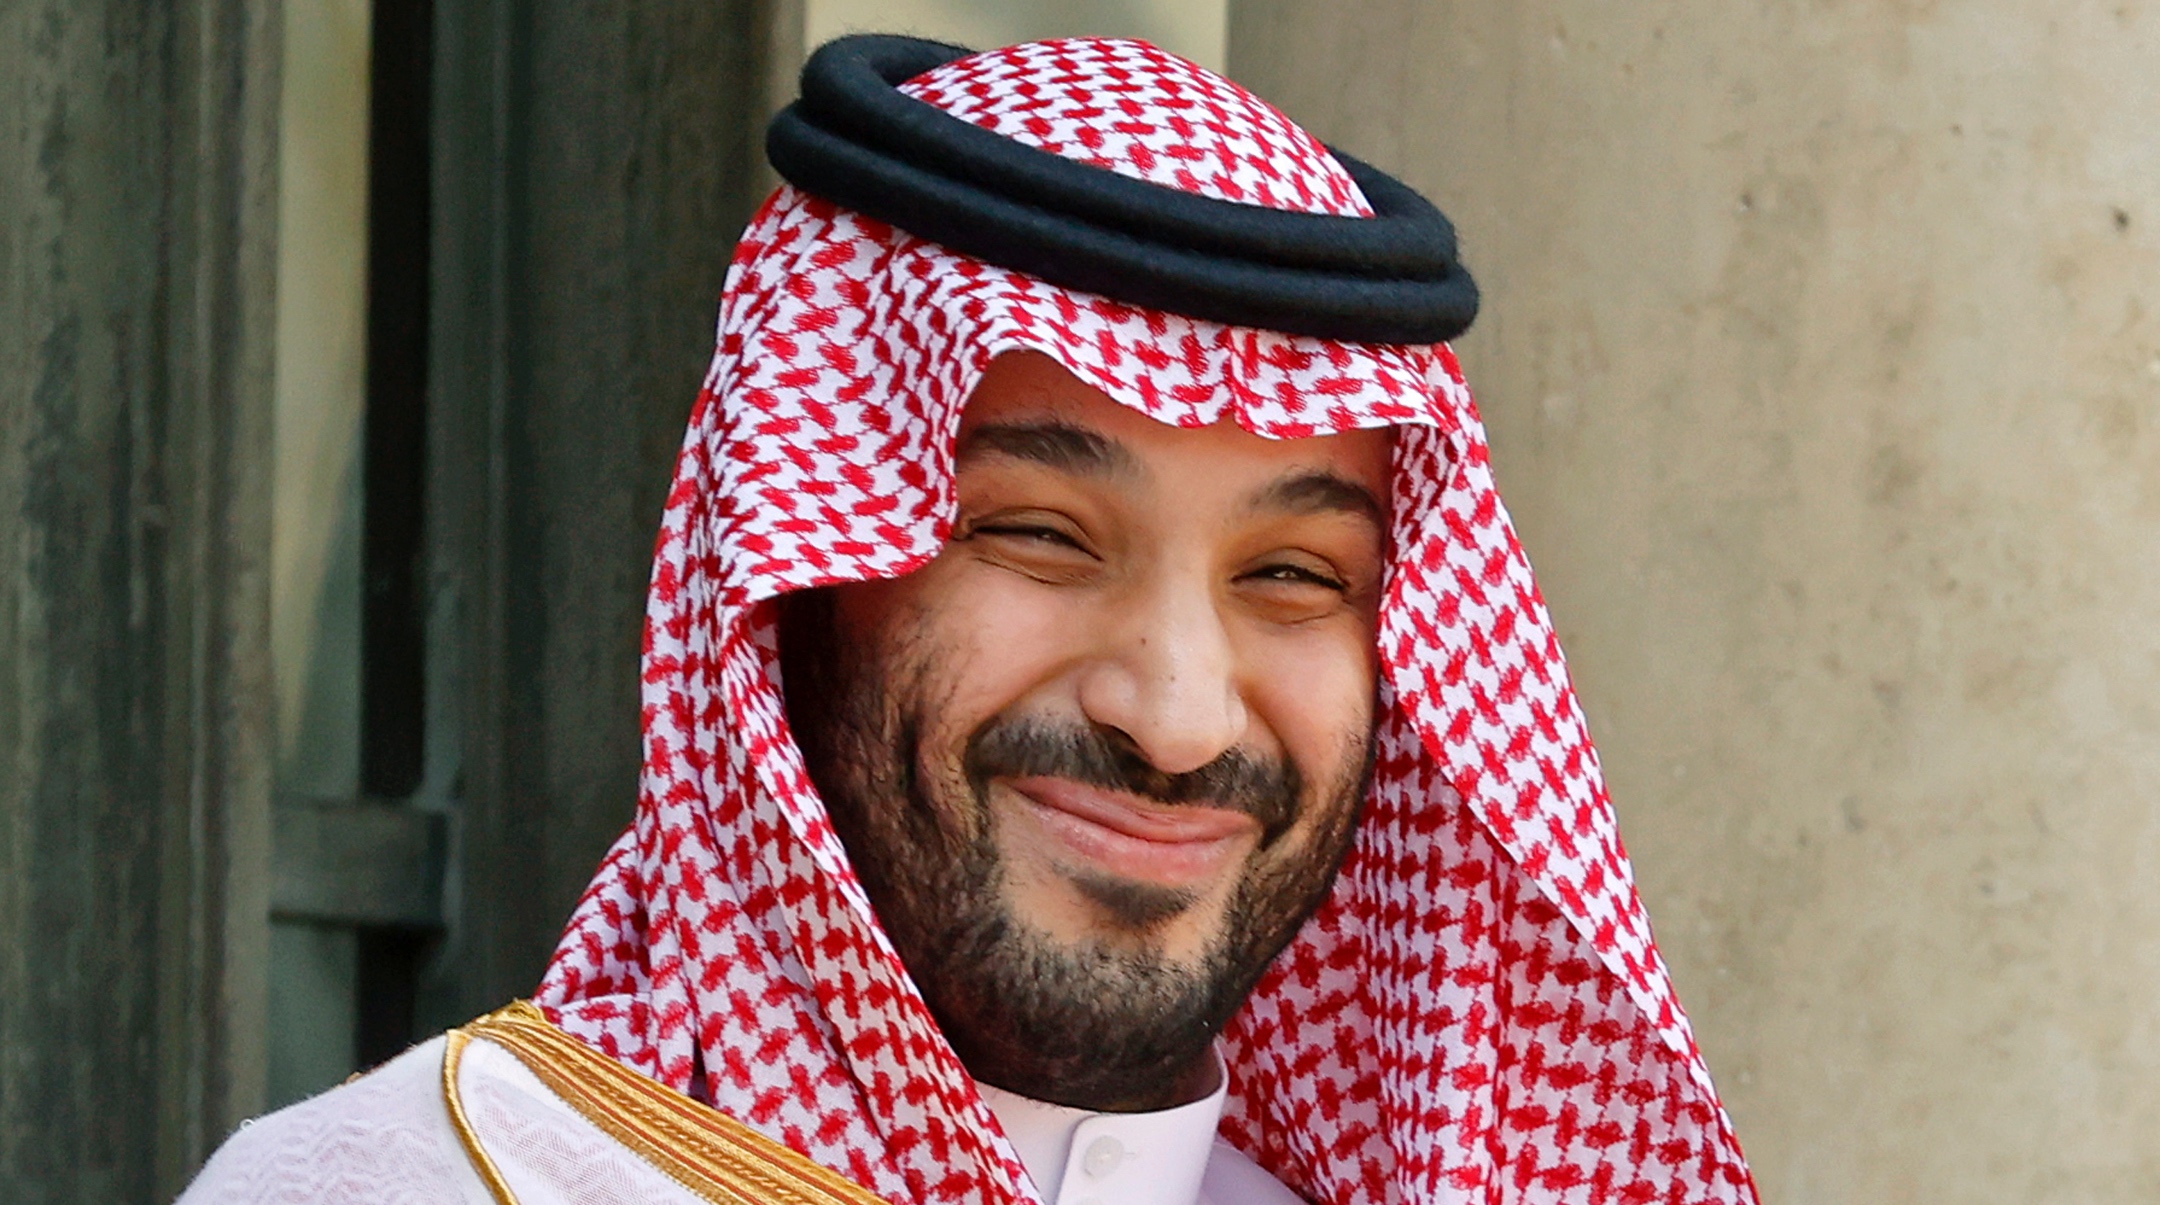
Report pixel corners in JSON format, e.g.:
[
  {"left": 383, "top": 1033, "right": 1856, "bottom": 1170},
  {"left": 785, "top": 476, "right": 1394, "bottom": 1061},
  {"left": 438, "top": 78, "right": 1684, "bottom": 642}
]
[{"left": 777, "top": 588, "right": 1371, "bottom": 1111}]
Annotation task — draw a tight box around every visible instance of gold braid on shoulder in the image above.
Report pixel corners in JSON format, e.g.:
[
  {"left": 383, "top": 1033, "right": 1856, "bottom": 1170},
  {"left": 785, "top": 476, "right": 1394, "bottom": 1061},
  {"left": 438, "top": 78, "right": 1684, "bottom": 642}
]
[{"left": 442, "top": 1002, "right": 896, "bottom": 1205}]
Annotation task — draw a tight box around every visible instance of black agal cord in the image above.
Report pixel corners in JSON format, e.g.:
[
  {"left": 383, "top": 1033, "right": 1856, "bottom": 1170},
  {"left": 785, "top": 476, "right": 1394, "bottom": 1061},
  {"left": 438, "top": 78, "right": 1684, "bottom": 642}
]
[{"left": 766, "top": 35, "right": 1480, "bottom": 345}]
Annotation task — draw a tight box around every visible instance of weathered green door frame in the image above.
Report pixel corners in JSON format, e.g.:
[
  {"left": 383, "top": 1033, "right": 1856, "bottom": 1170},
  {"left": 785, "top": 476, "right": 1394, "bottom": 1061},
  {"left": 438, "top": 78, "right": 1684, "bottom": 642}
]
[
  {"left": 263, "top": 0, "right": 799, "bottom": 1085},
  {"left": 416, "top": 0, "right": 795, "bottom": 1036},
  {"left": 4, "top": 1, "right": 796, "bottom": 1199},
  {"left": 2, "top": 2, "right": 282, "bottom": 1200}
]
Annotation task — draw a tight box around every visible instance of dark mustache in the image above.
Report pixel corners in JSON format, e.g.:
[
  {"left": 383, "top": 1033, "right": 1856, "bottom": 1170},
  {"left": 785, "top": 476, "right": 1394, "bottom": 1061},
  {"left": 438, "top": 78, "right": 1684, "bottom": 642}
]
[{"left": 963, "top": 717, "right": 1303, "bottom": 844}]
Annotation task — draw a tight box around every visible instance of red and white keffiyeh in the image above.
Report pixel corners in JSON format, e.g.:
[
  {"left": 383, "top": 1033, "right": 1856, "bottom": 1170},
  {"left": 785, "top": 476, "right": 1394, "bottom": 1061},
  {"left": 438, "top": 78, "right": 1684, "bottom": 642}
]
[{"left": 535, "top": 37, "right": 1756, "bottom": 1205}]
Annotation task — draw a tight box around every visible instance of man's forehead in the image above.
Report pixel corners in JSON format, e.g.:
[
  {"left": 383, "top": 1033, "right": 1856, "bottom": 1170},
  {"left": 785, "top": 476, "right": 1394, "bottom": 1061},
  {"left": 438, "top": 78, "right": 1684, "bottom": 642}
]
[{"left": 955, "top": 351, "right": 1394, "bottom": 496}]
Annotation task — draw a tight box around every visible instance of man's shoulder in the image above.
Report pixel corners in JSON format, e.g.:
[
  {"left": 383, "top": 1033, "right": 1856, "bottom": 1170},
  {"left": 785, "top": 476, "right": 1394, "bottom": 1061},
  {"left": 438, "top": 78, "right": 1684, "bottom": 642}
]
[{"left": 178, "top": 1036, "right": 488, "bottom": 1204}]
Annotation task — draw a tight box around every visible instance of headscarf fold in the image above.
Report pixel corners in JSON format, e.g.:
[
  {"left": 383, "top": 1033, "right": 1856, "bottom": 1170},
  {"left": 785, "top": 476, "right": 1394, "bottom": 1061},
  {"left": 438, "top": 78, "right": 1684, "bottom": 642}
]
[{"left": 537, "top": 37, "right": 1756, "bottom": 1205}]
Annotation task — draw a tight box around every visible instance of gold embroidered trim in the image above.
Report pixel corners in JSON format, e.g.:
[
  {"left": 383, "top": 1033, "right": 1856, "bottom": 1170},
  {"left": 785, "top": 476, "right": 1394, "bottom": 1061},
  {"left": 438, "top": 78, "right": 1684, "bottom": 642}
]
[
  {"left": 444, "top": 1002, "right": 893, "bottom": 1205},
  {"left": 441, "top": 1027, "right": 524, "bottom": 1205}
]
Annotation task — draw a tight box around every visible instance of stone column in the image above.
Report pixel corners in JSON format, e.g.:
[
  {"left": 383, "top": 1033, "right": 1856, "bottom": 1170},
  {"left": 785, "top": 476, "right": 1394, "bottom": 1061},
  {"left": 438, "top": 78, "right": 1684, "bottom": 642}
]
[
  {"left": 1232, "top": 3, "right": 2160, "bottom": 1200},
  {"left": 1, "top": 1, "right": 281, "bottom": 1199}
]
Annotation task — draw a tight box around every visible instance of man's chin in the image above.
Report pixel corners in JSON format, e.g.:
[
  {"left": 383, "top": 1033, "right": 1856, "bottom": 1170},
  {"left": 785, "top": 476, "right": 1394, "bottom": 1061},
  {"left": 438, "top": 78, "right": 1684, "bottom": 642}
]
[
  {"left": 922, "top": 900, "right": 1238, "bottom": 1111},
  {"left": 1000, "top": 876, "right": 1238, "bottom": 971}
]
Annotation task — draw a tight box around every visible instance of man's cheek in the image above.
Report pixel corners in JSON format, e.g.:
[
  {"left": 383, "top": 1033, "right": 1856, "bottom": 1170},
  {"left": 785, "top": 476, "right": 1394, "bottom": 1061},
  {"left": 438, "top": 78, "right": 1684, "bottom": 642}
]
[
  {"left": 945, "top": 564, "right": 1096, "bottom": 657},
  {"left": 920, "top": 624, "right": 1082, "bottom": 746}
]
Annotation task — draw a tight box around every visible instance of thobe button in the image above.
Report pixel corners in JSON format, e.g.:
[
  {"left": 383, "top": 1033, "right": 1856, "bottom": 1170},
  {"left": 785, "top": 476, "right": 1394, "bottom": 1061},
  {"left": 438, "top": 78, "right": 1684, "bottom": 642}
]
[{"left": 1082, "top": 1135, "right": 1125, "bottom": 1178}]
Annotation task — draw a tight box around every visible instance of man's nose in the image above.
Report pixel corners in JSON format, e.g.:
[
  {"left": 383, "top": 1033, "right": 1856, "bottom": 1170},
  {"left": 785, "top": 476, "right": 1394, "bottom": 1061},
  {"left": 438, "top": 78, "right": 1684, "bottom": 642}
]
[{"left": 1075, "top": 578, "right": 1249, "bottom": 777}]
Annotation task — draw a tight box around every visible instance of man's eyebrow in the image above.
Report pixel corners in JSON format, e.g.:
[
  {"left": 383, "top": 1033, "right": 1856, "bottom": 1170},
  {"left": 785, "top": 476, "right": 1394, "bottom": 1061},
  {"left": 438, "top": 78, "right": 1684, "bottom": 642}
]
[
  {"left": 956, "top": 422, "right": 1140, "bottom": 480},
  {"left": 1250, "top": 471, "right": 1387, "bottom": 527}
]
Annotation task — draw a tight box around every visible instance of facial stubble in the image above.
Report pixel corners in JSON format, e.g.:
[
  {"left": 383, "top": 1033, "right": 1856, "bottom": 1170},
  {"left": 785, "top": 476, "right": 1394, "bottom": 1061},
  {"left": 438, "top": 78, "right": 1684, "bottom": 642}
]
[{"left": 777, "top": 588, "right": 1373, "bottom": 1112}]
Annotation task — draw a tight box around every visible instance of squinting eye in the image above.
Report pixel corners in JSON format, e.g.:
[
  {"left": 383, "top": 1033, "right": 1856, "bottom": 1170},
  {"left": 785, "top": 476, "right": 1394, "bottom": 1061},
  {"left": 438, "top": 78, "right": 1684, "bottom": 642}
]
[
  {"left": 1248, "top": 564, "right": 1348, "bottom": 592},
  {"left": 969, "top": 523, "right": 1084, "bottom": 551}
]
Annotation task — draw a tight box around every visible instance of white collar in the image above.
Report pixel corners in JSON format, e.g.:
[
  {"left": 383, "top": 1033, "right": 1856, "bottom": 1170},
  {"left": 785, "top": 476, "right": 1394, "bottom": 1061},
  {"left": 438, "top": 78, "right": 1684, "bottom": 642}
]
[{"left": 976, "top": 1056, "right": 1227, "bottom": 1205}]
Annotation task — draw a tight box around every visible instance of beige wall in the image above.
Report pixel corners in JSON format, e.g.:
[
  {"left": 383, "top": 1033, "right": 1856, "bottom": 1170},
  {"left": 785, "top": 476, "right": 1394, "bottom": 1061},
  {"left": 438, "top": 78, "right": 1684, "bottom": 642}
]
[
  {"left": 806, "top": 0, "right": 1225, "bottom": 71},
  {"left": 1232, "top": 3, "right": 2160, "bottom": 1201}
]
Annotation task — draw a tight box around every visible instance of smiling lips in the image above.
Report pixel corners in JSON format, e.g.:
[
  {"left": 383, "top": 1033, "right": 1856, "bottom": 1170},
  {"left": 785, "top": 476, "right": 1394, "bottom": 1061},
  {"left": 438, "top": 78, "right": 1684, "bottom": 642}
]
[{"left": 1003, "top": 775, "right": 1259, "bottom": 889}]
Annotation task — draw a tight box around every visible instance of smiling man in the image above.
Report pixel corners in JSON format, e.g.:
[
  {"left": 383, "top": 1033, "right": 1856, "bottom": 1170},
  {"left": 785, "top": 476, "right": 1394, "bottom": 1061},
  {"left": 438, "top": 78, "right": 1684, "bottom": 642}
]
[
  {"left": 182, "top": 34, "right": 1755, "bottom": 1205},
  {"left": 780, "top": 351, "right": 1391, "bottom": 1124}
]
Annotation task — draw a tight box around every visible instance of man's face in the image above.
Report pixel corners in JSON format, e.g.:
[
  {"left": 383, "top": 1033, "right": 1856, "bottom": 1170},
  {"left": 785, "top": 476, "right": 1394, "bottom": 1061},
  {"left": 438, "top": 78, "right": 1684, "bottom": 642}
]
[{"left": 780, "top": 351, "right": 1390, "bottom": 1111}]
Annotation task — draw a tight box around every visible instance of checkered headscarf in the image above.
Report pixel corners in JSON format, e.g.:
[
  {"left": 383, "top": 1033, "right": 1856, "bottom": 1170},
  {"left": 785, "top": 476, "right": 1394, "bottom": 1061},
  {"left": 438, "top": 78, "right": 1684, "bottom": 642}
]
[{"left": 536, "top": 38, "right": 1756, "bottom": 1205}]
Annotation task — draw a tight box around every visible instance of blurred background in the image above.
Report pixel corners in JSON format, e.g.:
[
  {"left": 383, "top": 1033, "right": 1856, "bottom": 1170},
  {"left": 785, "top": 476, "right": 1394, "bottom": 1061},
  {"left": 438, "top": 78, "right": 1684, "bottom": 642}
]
[{"left": 2, "top": 1, "right": 2155, "bottom": 1201}]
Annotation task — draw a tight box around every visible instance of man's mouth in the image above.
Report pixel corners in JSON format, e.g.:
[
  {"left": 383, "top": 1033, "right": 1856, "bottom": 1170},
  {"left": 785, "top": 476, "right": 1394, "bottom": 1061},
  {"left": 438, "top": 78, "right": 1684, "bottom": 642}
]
[{"left": 1000, "top": 774, "right": 1259, "bottom": 890}]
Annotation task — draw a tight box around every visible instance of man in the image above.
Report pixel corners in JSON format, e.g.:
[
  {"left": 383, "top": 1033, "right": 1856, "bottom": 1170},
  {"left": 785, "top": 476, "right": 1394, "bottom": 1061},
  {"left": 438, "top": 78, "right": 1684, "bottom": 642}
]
[{"left": 183, "top": 35, "right": 1756, "bottom": 1205}]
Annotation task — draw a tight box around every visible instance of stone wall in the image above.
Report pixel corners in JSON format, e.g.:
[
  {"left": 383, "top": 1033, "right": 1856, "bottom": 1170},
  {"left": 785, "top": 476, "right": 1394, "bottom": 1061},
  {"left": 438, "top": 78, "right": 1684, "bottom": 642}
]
[{"left": 1231, "top": 3, "right": 2160, "bottom": 1200}]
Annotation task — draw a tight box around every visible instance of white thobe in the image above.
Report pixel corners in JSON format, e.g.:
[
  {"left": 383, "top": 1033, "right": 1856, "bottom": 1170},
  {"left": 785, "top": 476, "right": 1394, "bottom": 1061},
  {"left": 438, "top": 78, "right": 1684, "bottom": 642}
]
[
  {"left": 976, "top": 1062, "right": 1304, "bottom": 1205},
  {"left": 179, "top": 1031, "right": 1307, "bottom": 1205}
]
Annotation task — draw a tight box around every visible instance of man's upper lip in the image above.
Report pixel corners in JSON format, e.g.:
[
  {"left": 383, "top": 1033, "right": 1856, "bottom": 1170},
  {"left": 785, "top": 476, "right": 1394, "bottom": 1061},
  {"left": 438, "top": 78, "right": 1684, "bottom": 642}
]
[{"left": 1005, "top": 776, "right": 1256, "bottom": 844}]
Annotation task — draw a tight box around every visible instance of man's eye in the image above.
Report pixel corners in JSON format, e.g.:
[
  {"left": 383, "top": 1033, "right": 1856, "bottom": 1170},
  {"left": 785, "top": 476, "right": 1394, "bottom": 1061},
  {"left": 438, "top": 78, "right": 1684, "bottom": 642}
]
[
  {"left": 1246, "top": 563, "right": 1348, "bottom": 592},
  {"left": 970, "top": 523, "right": 1084, "bottom": 551}
]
